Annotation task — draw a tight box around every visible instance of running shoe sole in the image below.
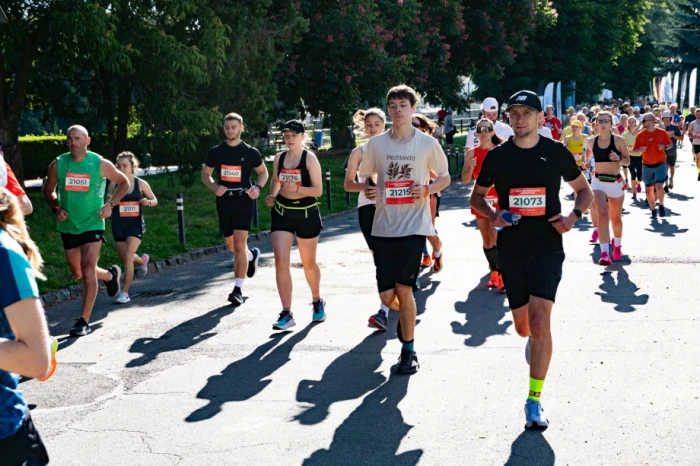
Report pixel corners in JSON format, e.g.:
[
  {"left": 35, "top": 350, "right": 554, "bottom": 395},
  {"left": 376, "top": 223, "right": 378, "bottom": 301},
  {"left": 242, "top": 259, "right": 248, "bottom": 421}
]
[
  {"left": 397, "top": 353, "right": 419, "bottom": 375},
  {"left": 368, "top": 315, "right": 387, "bottom": 330},
  {"left": 106, "top": 266, "right": 122, "bottom": 297},
  {"left": 273, "top": 319, "right": 296, "bottom": 330},
  {"left": 247, "top": 248, "right": 260, "bottom": 278},
  {"left": 228, "top": 293, "right": 244, "bottom": 305},
  {"left": 70, "top": 325, "right": 92, "bottom": 337}
]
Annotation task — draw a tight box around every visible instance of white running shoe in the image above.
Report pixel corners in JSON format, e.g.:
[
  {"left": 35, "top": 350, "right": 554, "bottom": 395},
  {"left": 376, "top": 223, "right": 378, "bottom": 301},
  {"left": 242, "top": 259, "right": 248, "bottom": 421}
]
[
  {"left": 115, "top": 291, "right": 131, "bottom": 304},
  {"left": 138, "top": 254, "right": 150, "bottom": 277}
]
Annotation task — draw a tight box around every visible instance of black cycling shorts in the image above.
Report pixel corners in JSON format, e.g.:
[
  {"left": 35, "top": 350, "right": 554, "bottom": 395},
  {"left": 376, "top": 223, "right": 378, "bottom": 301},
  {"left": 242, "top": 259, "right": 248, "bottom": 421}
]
[
  {"left": 372, "top": 235, "right": 425, "bottom": 293},
  {"left": 216, "top": 196, "right": 254, "bottom": 237},
  {"left": 0, "top": 414, "right": 50, "bottom": 466},
  {"left": 271, "top": 205, "right": 323, "bottom": 239},
  {"left": 113, "top": 233, "right": 143, "bottom": 243},
  {"left": 628, "top": 157, "right": 642, "bottom": 182},
  {"left": 61, "top": 230, "right": 105, "bottom": 250},
  {"left": 358, "top": 204, "right": 376, "bottom": 250},
  {"left": 666, "top": 154, "right": 677, "bottom": 167},
  {"left": 693, "top": 144, "right": 700, "bottom": 155},
  {"left": 499, "top": 250, "right": 565, "bottom": 310}
]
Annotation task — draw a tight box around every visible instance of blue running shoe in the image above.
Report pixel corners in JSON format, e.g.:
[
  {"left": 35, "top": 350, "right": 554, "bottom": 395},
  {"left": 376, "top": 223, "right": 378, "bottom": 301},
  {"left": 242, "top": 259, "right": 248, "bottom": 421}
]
[
  {"left": 525, "top": 399, "right": 549, "bottom": 430},
  {"left": 273, "top": 311, "right": 296, "bottom": 330},
  {"left": 312, "top": 299, "right": 326, "bottom": 322},
  {"left": 368, "top": 310, "right": 388, "bottom": 330}
]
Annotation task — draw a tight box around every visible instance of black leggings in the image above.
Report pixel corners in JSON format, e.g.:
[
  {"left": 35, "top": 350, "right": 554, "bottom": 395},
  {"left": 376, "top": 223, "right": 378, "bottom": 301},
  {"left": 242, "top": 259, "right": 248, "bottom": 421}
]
[{"left": 628, "top": 157, "right": 642, "bottom": 182}]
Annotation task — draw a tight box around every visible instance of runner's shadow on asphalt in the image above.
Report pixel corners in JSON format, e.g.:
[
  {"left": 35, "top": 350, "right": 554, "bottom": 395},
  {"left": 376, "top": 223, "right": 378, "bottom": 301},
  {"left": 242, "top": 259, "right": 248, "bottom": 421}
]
[
  {"left": 666, "top": 192, "right": 694, "bottom": 201},
  {"left": 573, "top": 216, "right": 593, "bottom": 232},
  {"left": 504, "top": 430, "right": 555, "bottom": 466},
  {"left": 644, "top": 219, "right": 688, "bottom": 237},
  {"left": 125, "top": 305, "right": 235, "bottom": 368},
  {"left": 303, "top": 370, "right": 422, "bottom": 466},
  {"left": 295, "top": 314, "right": 397, "bottom": 425},
  {"left": 451, "top": 273, "right": 511, "bottom": 346},
  {"left": 595, "top": 269, "right": 649, "bottom": 313},
  {"left": 185, "top": 322, "right": 318, "bottom": 423},
  {"left": 414, "top": 272, "right": 440, "bottom": 318}
]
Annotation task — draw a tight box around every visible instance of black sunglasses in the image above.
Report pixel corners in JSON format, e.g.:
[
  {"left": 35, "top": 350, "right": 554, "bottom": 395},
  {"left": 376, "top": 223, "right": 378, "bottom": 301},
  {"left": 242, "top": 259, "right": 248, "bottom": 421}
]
[
  {"left": 412, "top": 122, "right": 420, "bottom": 128},
  {"left": 476, "top": 126, "right": 494, "bottom": 133}
]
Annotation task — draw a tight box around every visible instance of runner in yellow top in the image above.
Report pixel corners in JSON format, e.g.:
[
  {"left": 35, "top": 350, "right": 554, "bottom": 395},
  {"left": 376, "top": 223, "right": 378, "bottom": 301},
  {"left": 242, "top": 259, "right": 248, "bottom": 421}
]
[
  {"left": 563, "top": 120, "right": 586, "bottom": 167},
  {"left": 623, "top": 117, "right": 643, "bottom": 200}
]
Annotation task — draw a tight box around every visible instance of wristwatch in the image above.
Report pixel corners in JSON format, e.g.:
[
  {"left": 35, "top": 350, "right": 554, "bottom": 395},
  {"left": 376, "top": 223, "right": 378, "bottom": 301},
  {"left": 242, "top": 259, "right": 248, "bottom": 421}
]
[
  {"left": 254, "top": 184, "right": 263, "bottom": 191},
  {"left": 572, "top": 208, "right": 582, "bottom": 220}
]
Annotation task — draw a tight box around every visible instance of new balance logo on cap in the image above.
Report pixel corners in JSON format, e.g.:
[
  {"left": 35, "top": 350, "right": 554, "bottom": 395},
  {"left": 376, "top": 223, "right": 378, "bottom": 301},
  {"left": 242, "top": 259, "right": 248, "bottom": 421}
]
[{"left": 516, "top": 96, "right": 527, "bottom": 101}]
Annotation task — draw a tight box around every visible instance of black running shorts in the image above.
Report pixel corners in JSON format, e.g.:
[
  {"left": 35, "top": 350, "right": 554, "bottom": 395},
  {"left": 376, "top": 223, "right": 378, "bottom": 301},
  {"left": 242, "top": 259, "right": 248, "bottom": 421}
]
[
  {"left": 60, "top": 230, "right": 105, "bottom": 250},
  {"left": 0, "top": 414, "right": 50, "bottom": 465},
  {"left": 693, "top": 144, "right": 700, "bottom": 155},
  {"left": 372, "top": 235, "right": 425, "bottom": 293},
  {"left": 628, "top": 157, "right": 642, "bottom": 182},
  {"left": 271, "top": 205, "right": 323, "bottom": 239},
  {"left": 358, "top": 204, "right": 376, "bottom": 250},
  {"left": 499, "top": 250, "right": 565, "bottom": 310},
  {"left": 666, "top": 154, "right": 677, "bottom": 167},
  {"left": 216, "top": 196, "right": 254, "bottom": 237}
]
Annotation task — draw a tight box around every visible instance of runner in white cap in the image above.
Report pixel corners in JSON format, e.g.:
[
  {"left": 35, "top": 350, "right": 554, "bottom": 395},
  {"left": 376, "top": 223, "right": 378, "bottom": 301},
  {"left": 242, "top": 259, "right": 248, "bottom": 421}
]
[{"left": 465, "top": 97, "right": 514, "bottom": 150}]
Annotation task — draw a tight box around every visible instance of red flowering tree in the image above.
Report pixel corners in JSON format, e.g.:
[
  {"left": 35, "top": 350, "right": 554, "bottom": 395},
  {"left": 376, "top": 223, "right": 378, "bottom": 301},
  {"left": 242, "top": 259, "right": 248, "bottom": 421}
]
[{"left": 277, "top": 0, "right": 552, "bottom": 148}]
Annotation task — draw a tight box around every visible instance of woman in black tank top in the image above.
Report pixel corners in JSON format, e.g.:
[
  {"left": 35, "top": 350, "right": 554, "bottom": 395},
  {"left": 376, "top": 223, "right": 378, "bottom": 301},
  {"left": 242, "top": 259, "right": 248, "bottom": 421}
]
[
  {"left": 586, "top": 111, "right": 630, "bottom": 266},
  {"left": 107, "top": 152, "right": 158, "bottom": 304},
  {"left": 265, "top": 120, "right": 326, "bottom": 330}
]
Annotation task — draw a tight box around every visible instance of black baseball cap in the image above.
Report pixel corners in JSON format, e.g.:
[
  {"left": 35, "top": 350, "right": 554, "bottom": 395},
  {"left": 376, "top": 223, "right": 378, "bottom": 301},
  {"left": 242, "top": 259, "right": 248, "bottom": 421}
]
[
  {"left": 506, "top": 90, "right": 542, "bottom": 112},
  {"left": 283, "top": 120, "right": 305, "bottom": 134}
]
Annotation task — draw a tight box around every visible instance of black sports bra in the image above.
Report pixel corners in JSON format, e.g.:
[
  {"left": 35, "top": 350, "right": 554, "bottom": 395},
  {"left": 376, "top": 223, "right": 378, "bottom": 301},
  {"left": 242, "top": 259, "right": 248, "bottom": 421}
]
[{"left": 592, "top": 136, "right": 618, "bottom": 164}]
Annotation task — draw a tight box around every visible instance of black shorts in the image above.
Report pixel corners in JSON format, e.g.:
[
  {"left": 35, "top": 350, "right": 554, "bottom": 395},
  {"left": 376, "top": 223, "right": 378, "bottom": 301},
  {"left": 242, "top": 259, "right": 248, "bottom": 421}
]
[
  {"left": 216, "top": 196, "right": 254, "bottom": 237},
  {"left": 499, "top": 250, "right": 565, "bottom": 310},
  {"left": 372, "top": 235, "right": 425, "bottom": 293},
  {"left": 666, "top": 154, "right": 677, "bottom": 166},
  {"left": 113, "top": 233, "right": 143, "bottom": 243},
  {"left": 0, "top": 414, "right": 50, "bottom": 466},
  {"left": 693, "top": 144, "right": 700, "bottom": 155},
  {"left": 60, "top": 230, "right": 105, "bottom": 250},
  {"left": 445, "top": 131, "right": 455, "bottom": 144},
  {"left": 271, "top": 204, "right": 323, "bottom": 239},
  {"left": 358, "top": 204, "right": 376, "bottom": 250},
  {"left": 628, "top": 157, "right": 642, "bottom": 181}
]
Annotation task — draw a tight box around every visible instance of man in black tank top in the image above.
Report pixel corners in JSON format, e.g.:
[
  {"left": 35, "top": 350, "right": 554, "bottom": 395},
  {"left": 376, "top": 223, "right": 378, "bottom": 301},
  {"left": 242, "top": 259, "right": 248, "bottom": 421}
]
[{"left": 202, "top": 113, "right": 269, "bottom": 305}]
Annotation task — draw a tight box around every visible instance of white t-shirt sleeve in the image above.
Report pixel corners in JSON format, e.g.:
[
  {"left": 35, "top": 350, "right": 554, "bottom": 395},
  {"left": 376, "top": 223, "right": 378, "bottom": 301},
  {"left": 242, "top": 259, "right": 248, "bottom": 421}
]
[
  {"left": 465, "top": 128, "right": 476, "bottom": 150},
  {"left": 428, "top": 139, "right": 450, "bottom": 177}
]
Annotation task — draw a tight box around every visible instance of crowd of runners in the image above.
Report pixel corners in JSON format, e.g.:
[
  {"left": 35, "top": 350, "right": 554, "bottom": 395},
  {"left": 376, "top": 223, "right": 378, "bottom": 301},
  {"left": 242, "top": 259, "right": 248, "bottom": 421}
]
[{"left": 1, "top": 82, "right": 696, "bottom": 461}]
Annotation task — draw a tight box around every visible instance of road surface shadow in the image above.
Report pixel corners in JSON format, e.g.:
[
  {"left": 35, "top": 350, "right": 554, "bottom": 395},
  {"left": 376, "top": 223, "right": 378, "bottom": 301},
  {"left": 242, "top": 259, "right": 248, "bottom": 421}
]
[
  {"left": 186, "top": 322, "right": 317, "bottom": 423},
  {"left": 666, "top": 191, "right": 694, "bottom": 201},
  {"left": 126, "top": 305, "right": 235, "bottom": 368},
  {"left": 415, "top": 272, "right": 441, "bottom": 318},
  {"left": 644, "top": 219, "right": 688, "bottom": 237},
  {"left": 572, "top": 215, "right": 593, "bottom": 232},
  {"left": 595, "top": 269, "right": 649, "bottom": 313},
  {"left": 303, "top": 370, "right": 422, "bottom": 465},
  {"left": 295, "top": 314, "right": 397, "bottom": 425},
  {"left": 451, "top": 272, "right": 511, "bottom": 346},
  {"left": 504, "top": 430, "right": 555, "bottom": 466}
]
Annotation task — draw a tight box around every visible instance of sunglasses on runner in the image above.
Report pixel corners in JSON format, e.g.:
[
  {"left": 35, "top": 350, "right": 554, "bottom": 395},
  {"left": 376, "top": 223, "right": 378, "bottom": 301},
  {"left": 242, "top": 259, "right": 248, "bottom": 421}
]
[
  {"left": 412, "top": 122, "right": 420, "bottom": 128},
  {"left": 476, "top": 126, "right": 494, "bottom": 133},
  {"left": 597, "top": 119, "right": 611, "bottom": 124}
]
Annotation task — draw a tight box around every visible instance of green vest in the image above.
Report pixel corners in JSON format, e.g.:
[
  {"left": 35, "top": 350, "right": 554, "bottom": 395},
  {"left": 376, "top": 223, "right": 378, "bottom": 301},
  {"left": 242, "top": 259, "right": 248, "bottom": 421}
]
[{"left": 56, "top": 151, "right": 106, "bottom": 234}]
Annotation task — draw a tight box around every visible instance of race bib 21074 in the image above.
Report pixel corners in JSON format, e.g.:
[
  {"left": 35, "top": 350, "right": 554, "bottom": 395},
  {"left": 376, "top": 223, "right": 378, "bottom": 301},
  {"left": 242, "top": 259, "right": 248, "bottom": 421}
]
[
  {"left": 385, "top": 180, "right": 414, "bottom": 205},
  {"left": 508, "top": 187, "right": 546, "bottom": 216}
]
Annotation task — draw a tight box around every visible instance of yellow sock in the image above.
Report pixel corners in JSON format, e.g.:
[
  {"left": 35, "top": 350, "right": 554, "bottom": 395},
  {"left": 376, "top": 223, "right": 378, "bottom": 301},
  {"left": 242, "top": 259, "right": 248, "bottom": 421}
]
[{"left": 528, "top": 378, "right": 545, "bottom": 402}]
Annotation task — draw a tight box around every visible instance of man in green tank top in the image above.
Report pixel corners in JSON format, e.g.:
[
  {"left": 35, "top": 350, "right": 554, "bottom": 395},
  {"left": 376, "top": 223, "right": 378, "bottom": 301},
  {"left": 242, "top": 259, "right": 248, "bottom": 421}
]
[{"left": 43, "top": 125, "right": 131, "bottom": 337}]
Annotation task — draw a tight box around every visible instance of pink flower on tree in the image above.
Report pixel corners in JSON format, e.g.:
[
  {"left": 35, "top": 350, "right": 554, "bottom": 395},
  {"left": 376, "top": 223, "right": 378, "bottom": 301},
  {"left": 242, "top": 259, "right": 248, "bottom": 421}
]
[
  {"left": 345, "top": 75, "right": 352, "bottom": 83},
  {"left": 327, "top": 35, "right": 333, "bottom": 43},
  {"left": 294, "top": 2, "right": 300, "bottom": 9},
  {"left": 401, "top": 54, "right": 407, "bottom": 62},
  {"left": 358, "top": 5, "right": 365, "bottom": 14},
  {"left": 398, "top": 0, "right": 403, "bottom": 5}
]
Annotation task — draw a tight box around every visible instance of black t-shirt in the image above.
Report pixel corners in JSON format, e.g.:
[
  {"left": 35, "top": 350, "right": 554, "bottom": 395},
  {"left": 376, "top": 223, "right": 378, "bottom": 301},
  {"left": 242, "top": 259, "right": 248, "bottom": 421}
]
[
  {"left": 684, "top": 114, "right": 697, "bottom": 127},
  {"left": 665, "top": 124, "right": 681, "bottom": 155},
  {"left": 205, "top": 142, "right": 264, "bottom": 189},
  {"left": 476, "top": 136, "right": 581, "bottom": 256}
]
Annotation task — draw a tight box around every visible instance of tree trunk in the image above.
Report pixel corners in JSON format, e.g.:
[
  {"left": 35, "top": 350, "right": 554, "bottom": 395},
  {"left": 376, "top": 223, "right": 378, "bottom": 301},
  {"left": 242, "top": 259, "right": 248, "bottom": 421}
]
[
  {"left": 114, "top": 82, "right": 130, "bottom": 156},
  {"left": 330, "top": 125, "right": 355, "bottom": 151},
  {"left": 0, "top": 124, "right": 24, "bottom": 186}
]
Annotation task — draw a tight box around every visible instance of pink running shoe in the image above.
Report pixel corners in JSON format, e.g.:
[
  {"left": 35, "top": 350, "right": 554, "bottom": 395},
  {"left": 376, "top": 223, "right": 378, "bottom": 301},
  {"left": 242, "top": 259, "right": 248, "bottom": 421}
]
[
  {"left": 590, "top": 229, "right": 599, "bottom": 243},
  {"left": 612, "top": 245, "right": 622, "bottom": 261},
  {"left": 599, "top": 252, "right": 612, "bottom": 266}
]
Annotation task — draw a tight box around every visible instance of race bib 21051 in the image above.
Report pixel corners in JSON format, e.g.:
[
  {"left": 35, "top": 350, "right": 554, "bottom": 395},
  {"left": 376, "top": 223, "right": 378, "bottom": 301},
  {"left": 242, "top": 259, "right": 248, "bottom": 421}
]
[{"left": 65, "top": 172, "right": 90, "bottom": 192}]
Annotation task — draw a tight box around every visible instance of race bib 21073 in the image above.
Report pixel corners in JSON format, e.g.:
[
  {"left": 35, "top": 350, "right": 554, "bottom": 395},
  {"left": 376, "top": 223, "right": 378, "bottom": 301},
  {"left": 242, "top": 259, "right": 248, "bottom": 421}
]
[{"left": 508, "top": 187, "right": 546, "bottom": 216}]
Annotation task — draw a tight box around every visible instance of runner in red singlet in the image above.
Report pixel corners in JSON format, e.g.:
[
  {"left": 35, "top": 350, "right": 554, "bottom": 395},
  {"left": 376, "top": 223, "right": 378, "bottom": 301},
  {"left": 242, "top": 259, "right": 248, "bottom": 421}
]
[{"left": 462, "top": 118, "right": 505, "bottom": 290}]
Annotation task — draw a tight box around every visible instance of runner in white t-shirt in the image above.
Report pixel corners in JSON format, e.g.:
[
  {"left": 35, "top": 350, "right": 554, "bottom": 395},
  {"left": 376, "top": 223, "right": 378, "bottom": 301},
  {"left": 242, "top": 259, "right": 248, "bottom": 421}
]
[
  {"left": 361, "top": 85, "right": 450, "bottom": 374},
  {"left": 344, "top": 108, "right": 390, "bottom": 330},
  {"left": 465, "top": 97, "right": 514, "bottom": 150}
]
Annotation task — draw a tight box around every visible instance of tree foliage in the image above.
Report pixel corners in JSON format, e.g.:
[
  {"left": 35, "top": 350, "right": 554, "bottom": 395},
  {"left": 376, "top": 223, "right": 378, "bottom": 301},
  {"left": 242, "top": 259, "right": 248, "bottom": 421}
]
[{"left": 472, "top": 0, "right": 651, "bottom": 104}]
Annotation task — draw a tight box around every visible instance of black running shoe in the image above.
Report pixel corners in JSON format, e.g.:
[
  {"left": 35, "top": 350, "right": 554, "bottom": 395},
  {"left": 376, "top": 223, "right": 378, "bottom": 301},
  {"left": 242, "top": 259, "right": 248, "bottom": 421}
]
[
  {"left": 659, "top": 205, "right": 666, "bottom": 217},
  {"left": 228, "top": 286, "right": 243, "bottom": 305},
  {"left": 397, "top": 350, "right": 419, "bottom": 375},
  {"left": 70, "top": 317, "right": 92, "bottom": 337},
  {"left": 663, "top": 184, "right": 669, "bottom": 193},
  {"left": 247, "top": 247, "right": 260, "bottom": 278},
  {"left": 651, "top": 209, "right": 658, "bottom": 219},
  {"left": 105, "top": 265, "right": 121, "bottom": 297}
]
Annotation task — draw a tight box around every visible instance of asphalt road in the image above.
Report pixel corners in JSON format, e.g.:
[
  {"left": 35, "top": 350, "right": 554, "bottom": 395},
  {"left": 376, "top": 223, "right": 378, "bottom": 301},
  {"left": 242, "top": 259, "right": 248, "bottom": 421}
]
[{"left": 24, "top": 143, "right": 700, "bottom": 465}]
